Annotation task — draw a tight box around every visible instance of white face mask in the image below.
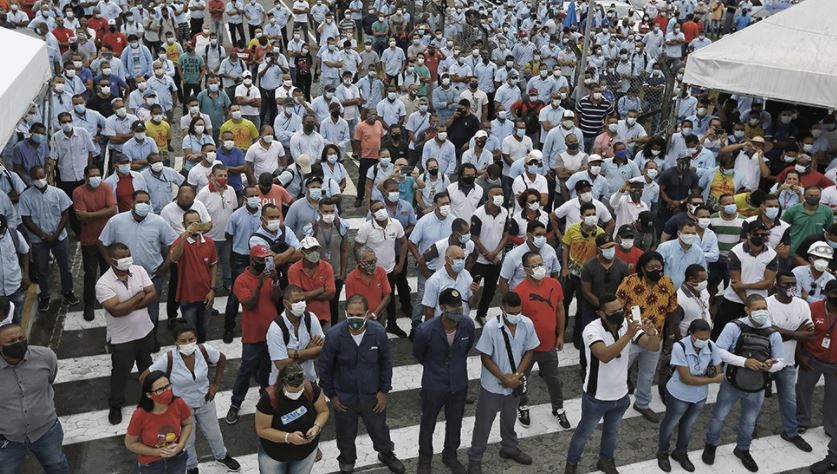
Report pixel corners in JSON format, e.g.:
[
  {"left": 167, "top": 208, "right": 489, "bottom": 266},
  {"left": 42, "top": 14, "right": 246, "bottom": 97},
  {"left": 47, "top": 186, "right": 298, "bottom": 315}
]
[
  {"left": 267, "top": 219, "right": 281, "bottom": 232},
  {"left": 693, "top": 280, "right": 708, "bottom": 292},
  {"left": 437, "top": 204, "right": 451, "bottom": 217},
  {"left": 290, "top": 301, "right": 307, "bottom": 316},
  {"left": 588, "top": 165, "right": 601, "bottom": 175},
  {"left": 284, "top": 388, "right": 304, "bottom": 400},
  {"left": 620, "top": 239, "right": 634, "bottom": 250},
  {"left": 813, "top": 259, "right": 830, "bottom": 273},
  {"left": 582, "top": 215, "right": 597, "bottom": 226},
  {"left": 374, "top": 208, "right": 389, "bottom": 221},
  {"left": 178, "top": 342, "right": 197, "bottom": 355},
  {"left": 115, "top": 256, "right": 133, "bottom": 271},
  {"left": 150, "top": 161, "right": 164, "bottom": 172},
  {"left": 530, "top": 265, "right": 546, "bottom": 280},
  {"left": 579, "top": 191, "right": 593, "bottom": 203}
]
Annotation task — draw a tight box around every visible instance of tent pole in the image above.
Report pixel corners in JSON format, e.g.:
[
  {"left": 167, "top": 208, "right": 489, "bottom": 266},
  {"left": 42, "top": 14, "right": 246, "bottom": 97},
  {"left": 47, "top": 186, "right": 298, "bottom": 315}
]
[{"left": 574, "top": 0, "right": 595, "bottom": 102}]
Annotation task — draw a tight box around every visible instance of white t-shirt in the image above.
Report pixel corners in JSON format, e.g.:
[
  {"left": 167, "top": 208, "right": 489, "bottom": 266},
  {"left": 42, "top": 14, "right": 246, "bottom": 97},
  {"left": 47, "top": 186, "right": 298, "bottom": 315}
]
[
  {"left": 354, "top": 218, "right": 405, "bottom": 272},
  {"left": 766, "top": 295, "right": 812, "bottom": 366},
  {"left": 676, "top": 287, "right": 711, "bottom": 336},
  {"left": 501, "top": 135, "right": 533, "bottom": 174},
  {"left": 245, "top": 140, "right": 286, "bottom": 178},
  {"left": 266, "top": 312, "right": 325, "bottom": 383},
  {"left": 583, "top": 318, "right": 645, "bottom": 401}
]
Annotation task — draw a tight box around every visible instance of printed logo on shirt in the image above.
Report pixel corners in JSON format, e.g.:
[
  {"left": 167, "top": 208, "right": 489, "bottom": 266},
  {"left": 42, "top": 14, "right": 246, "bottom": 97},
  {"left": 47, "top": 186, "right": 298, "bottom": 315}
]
[{"left": 280, "top": 405, "right": 309, "bottom": 425}]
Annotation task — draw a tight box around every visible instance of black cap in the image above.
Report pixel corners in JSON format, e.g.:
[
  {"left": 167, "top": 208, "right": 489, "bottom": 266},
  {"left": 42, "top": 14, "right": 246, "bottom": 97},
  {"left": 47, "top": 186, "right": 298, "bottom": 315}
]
[
  {"left": 595, "top": 233, "right": 615, "bottom": 248},
  {"left": 638, "top": 211, "right": 655, "bottom": 228},
  {"left": 617, "top": 224, "right": 635, "bottom": 238},
  {"left": 304, "top": 176, "right": 323, "bottom": 187},
  {"left": 439, "top": 288, "right": 462, "bottom": 306},
  {"left": 747, "top": 219, "right": 769, "bottom": 233},
  {"left": 574, "top": 179, "right": 592, "bottom": 192}
]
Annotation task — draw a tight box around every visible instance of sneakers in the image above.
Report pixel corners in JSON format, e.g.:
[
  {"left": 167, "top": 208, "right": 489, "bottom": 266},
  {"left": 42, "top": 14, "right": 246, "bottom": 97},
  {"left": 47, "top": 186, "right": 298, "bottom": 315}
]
[
  {"left": 225, "top": 406, "right": 239, "bottom": 425},
  {"left": 442, "top": 458, "right": 467, "bottom": 474},
  {"left": 671, "top": 450, "right": 695, "bottom": 472},
  {"left": 810, "top": 458, "right": 837, "bottom": 474},
  {"left": 553, "top": 409, "right": 571, "bottom": 429},
  {"left": 38, "top": 298, "right": 50, "bottom": 313},
  {"left": 217, "top": 454, "right": 240, "bottom": 471},
  {"left": 702, "top": 443, "right": 717, "bottom": 465},
  {"left": 517, "top": 406, "right": 531, "bottom": 427},
  {"left": 633, "top": 404, "right": 660, "bottom": 423},
  {"left": 782, "top": 433, "right": 813, "bottom": 452},
  {"left": 83, "top": 306, "right": 95, "bottom": 321},
  {"left": 733, "top": 447, "right": 759, "bottom": 472},
  {"left": 657, "top": 452, "right": 671, "bottom": 472},
  {"left": 498, "top": 448, "right": 532, "bottom": 465},
  {"left": 223, "top": 329, "right": 234, "bottom": 344},
  {"left": 377, "top": 452, "right": 405, "bottom": 473},
  {"left": 64, "top": 292, "right": 80, "bottom": 306},
  {"left": 108, "top": 407, "right": 122, "bottom": 425},
  {"left": 596, "top": 457, "right": 619, "bottom": 474},
  {"left": 386, "top": 324, "right": 407, "bottom": 338}
]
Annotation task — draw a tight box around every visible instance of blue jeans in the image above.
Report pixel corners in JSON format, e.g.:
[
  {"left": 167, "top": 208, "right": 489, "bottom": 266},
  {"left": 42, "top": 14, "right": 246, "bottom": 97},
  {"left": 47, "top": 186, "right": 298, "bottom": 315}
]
[
  {"left": 419, "top": 389, "right": 467, "bottom": 463},
  {"left": 215, "top": 239, "right": 232, "bottom": 288},
  {"left": 185, "top": 399, "right": 228, "bottom": 469},
  {"left": 0, "top": 420, "right": 69, "bottom": 474},
  {"left": 137, "top": 450, "right": 187, "bottom": 473},
  {"left": 771, "top": 365, "right": 799, "bottom": 437},
  {"left": 658, "top": 391, "right": 706, "bottom": 453},
  {"left": 627, "top": 342, "right": 661, "bottom": 409},
  {"left": 223, "top": 253, "right": 250, "bottom": 333},
  {"left": 230, "top": 341, "right": 270, "bottom": 408},
  {"left": 258, "top": 443, "right": 317, "bottom": 473},
  {"left": 180, "top": 301, "right": 209, "bottom": 343},
  {"left": 410, "top": 272, "right": 427, "bottom": 330},
  {"left": 567, "top": 393, "right": 630, "bottom": 464},
  {"left": 705, "top": 380, "right": 764, "bottom": 450},
  {"left": 32, "top": 239, "right": 73, "bottom": 301}
]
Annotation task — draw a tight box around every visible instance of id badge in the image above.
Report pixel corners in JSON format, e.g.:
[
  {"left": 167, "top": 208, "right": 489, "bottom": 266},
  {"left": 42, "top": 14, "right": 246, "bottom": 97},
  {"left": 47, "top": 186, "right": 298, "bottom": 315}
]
[{"left": 822, "top": 337, "right": 831, "bottom": 349}]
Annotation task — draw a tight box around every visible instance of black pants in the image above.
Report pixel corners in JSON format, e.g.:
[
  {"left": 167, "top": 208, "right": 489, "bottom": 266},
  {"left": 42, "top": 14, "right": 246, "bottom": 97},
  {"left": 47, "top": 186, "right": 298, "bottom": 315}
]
[
  {"left": 471, "top": 262, "right": 501, "bottom": 320},
  {"left": 386, "top": 269, "right": 412, "bottom": 325},
  {"left": 419, "top": 388, "right": 467, "bottom": 463},
  {"left": 167, "top": 262, "right": 179, "bottom": 320},
  {"left": 247, "top": 24, "right": 259, "bottom": 41},
  {"left": 712, "top": 297, "right": 745, "bottom": 340},
  {"left": 295, "top": 72, "right": 312, "bottom": 101},
  {"left": 182, "top": 83, "right": 201, "bottom": 108},
  {"left": 260, "top": 87, "right": 278, "bottom": 129},
  {"left": 81, "top": 244, "right": 108, "bottom": 310},
  {"left": 224, "top": 253, "right": 250, "bottom": 333},
  {"left": 57, "top": 180, "right": 83, "bottom": 236},
  {"left": 334, "top": 398, "right": 395, "bottom": 466},
  {"left": 229, "top": 22, "right": 244, "bottom": 46},
  {"left": 356, "top": 158, "right": 376, "bottom": 201},
  {"left": 189, "top": 17, "right": 203, "bottom": 37},
  {"left": 330, "top": 278, "right": 344, "bottom": 326},
  {"left": 109, "top": 331, "right": 153, "bottom": 408}
]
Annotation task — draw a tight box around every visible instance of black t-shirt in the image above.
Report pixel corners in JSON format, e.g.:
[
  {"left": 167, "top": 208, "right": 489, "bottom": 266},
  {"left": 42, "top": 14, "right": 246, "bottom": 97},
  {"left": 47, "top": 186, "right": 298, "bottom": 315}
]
[
  {"left": 658, "top": 168, "right": 699, "bottom": 203},
  {"left": 448, "top": 114, "right": 481, "bottom": 149},
  {"left": 256, "top": 382, "right": 321, "bottom": 462},
  {"left": 579, "top": 257, "right": 630, "bottom": 312},
  {"left": 86, "top": 94, "right": 115, "bottom": 118}
]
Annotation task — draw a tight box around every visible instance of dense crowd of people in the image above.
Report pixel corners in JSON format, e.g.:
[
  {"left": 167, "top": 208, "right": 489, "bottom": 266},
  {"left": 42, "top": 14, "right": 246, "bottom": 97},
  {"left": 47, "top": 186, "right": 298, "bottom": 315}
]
[{"left": 0, "top": 0, "right": 835, "bottom": 472}]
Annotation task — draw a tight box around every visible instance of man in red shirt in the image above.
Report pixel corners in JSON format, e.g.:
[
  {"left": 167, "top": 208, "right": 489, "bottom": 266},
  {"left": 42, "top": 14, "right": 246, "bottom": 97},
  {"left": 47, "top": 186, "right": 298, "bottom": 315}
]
[
  {"left": 681, "top": 14, "right": 701, "bottom": 44},
  {"left": 345, "top": 245, "right": 392, "bottom": 324},
  {"left": 87, "top": 11, "right": 109, "bottom": 41},
  {"left": 169, "top": 210, "right": 218, "bottom": 343},
  {"left": 798, "top": 280, "right": 837, "bottom": 474},
  {"left": 207, "top": 0, "right": 226, "bottom": 42},
  {"left": 654, "top": 11, "right": 670, "bottom": 32},
  {"left": 51, "top": 16, "right": 75, "bottom": 53},
  {"left": 227, "top": 244, "right": 281, "bottom": 425},
  {"left": 73, "top": 165, "right": 117, "bottom": 321},
  {"left": 614, "top": 224, "right": 643, "bottom": 273},
  {"left": 353, "top": 111, "right": 385, "bottom": 207},
  {"left": 288, "top": 237, "right": 337, "bottom": 330},
  {"left": 101, "top": 19, "right": 127, "bottom": 56},
  {"left": 513, "top": 251, "right": 570, "bottom": 430}
]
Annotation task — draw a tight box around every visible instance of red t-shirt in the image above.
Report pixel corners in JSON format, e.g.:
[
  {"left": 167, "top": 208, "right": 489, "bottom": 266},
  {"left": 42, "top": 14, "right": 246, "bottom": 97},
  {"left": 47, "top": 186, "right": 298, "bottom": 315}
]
[
  {"left": 653, "top": 15, "right": 669, "bottom": 32},
  {"left": 682, "top": 20, "right": 700, "bottom": 43},
  {"left": 51, "top": 27, "right": 75, "bottom": 53},
  {"left": 287, "top": 260, "right": 336, "bottom": 322},
  {"left": 774, "top": 166, "right": 834, "bottom": 189},
  {"left": 126, "top": 397, "right": 192, "bottom": 465},
  {"left": 345, "top": 266, "right": 391, "bottom": 315},
  {"left": 101, "top": 31, "right": 127, "bottom": 56},
  {"left": 515, "top": 277, "right": 564, "bottom": 352},
  {"left": 73, "top": 183, "right": 116, "bottom": 246},
  {"left": 258, "top": 185, "right": 293, "bottom": 221},
  {"left": 115, "top": 175, "right": 136, "bottom": 213},
  {"left": 233, "top": 269, "right": 278, "bottom": 343},
  {"left": 804, "top": 301, "right": 837, "bottom": 364},
  {"left": 172, "top": 236, "right": 218, "bottom": 303},
  {"left": 616, "top": 246, "right": 644, "bottom": 274},
  {"left": 208, "top": 0, "right": 225, "bottom": 19}
]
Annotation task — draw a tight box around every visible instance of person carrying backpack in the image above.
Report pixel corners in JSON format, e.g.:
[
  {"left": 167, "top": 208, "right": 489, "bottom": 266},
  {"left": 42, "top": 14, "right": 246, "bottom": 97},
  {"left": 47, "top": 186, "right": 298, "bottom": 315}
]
[
  {"left": 266, "top": 285, "right": 325, "bottom": 386},
  {"left": 254, "top": 362, "right": 330, "bottom": 473},
  {"left": 702, "top": 294, "right": 785, "bottom": 473},
  {"left": 657, "top": 319, "right": 722, "bottom": 472}
]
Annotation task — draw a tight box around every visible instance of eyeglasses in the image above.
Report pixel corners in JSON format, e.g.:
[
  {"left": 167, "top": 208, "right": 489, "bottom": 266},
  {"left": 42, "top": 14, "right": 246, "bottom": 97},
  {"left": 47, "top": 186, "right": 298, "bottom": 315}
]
[
  {"left": 149, "top": 383, "right": 171, "bottom": 395},
  {"left": 282, "top": 373, "right": 304, "bottom": 387}
]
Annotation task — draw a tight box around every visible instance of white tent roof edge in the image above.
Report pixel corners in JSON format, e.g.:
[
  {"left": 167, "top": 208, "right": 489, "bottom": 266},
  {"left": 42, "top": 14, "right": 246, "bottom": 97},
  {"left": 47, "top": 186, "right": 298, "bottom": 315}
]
[{"left": 0, "top": 28, "right": 51, "bottom": 150}]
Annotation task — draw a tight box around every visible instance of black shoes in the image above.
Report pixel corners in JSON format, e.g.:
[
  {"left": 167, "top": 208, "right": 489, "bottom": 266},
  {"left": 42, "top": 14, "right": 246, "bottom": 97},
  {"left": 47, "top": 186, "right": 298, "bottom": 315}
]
[
  {"left": 810, "top": 458, "right": 837, "bottom": 474},
  {"left": 225, "top": 406, "right": 239, "bottom": 425},
  {"left": 108, "top": 407, "right": 122, "bottom": 425},
  {"left": 217, "top": 454, "right": 240, "bottom": 471},
  {"left": 671, "top": 450, "right": 695, "bottom": 472},
  {"left": 442, "top": 458, "right": 467, "bottom": 474},
  {"left": 564, "top": 463, "right": 577, "bottom": 474},
  {"left": 633, "top": 403, "right": 660, "bottom": 423},
  {"left": 83, "top": 306, "right": 94, "bottom": 321},
  {"left": 702, "top": 443, "right": 717, "bottom": 465},
  {"left": 223, "top": 329, "right": 234, "bottom": 344},
  {"left": 38, "top": 298, "right": 50, "bottom": 313},
  {"left": 733, "top": 447, "right": 759, "bottom": 472},
  {"left": 782, "top": 433, "right": 813, "bottom": 452},
  {"left": 498, "top": 448, "right": 532, "bottom": 465},
  {"left": 657, "top": 452, "right": 671, "bottom": 472},
  {"left": 64, "top": 292, "right": 80, "bottom": 306},
  {"left": 377, "top": 452, "right": 405, "bottom": 473},
  {"left": 553, "top": 409, "right": 571, "bottom": 429},
  {"left": 467, "top": 461, "right": 482, "bottom": 474},
  {"left": 596, "top": 457, "right": 619, "bottom": 474},
  {"left": 517, "top": 406, "right": 531, "bottom": 427},
  {"left": 386, "top": 324, "right": 407, "bottom": 338}
]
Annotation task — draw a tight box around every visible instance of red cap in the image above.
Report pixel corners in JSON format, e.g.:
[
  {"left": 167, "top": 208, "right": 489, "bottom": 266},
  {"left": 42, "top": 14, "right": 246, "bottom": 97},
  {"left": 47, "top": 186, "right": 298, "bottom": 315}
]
[{"left": 250, "top": 244, "right": 272, "bottom": 258}]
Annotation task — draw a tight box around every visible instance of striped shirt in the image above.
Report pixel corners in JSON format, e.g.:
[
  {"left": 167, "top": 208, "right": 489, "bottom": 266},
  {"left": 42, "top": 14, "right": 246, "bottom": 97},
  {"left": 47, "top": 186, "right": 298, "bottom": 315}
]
[
  {"left": 575, "top": 95, "right": 614, "bottom": 138},
  {"left": 709, "top": 212, "right": 744, "bottom": 258}
]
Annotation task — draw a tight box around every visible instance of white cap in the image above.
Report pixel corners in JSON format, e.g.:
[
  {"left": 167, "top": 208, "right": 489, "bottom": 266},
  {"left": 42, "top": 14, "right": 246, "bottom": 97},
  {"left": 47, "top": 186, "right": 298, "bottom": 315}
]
[
  {"left": 808, "top": 241, "right": 834, "bottom": 259},
  {"left": 300, "top": 236, "right": 320, "bottom": 250}
]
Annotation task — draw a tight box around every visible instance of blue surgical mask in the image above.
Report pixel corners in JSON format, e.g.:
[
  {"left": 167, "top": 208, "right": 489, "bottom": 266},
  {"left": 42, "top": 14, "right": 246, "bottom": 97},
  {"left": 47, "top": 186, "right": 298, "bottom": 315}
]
[
  {"left": 387, "top": 191, "right": 400, "bottom": 203},
  {"left": 764, "top": 206, "right": 779, "bottom": 220},
  {"left": 459, "top": 233, "right": 471, "bottom": 244},
  {"left": 601, "top": 247, "right": 615, "bottom": 260},
  {"left": 88, "top": 176, "right": 102, "bottom": 188},
  {"left": 750, "top": 309, "right": 770, "bottom": 326},
  {"left": 247, "top": 196, "right": 261, "bottom": 208},
  {"left": 532, "top": 235, "right": 546, "bottom": 248},
  {"left": 117, "top": 163, "right": 130, "bottom": 174},
  {"left": 723, "top": 204, "right": 737, "bottom": 214},
  {"left": 309, "top": 188, "right": 322, "bottom": 200},
  {"left": 133, "top": 202, "right": 151, "bottom": 217},
  {"left": 31, "top": 133, "right": 46, "bottom": 144},
  {"left": 450, "top": 258, "right": 465, "bottom": 273}
]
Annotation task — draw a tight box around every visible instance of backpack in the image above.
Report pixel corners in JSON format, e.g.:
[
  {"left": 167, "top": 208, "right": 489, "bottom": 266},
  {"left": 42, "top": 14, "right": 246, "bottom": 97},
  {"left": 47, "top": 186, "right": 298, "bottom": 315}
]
[
  {"left": 724, "top": 320, "right": 773, "bottom": 393},
  {"left": 659, "top": 339, "right": 715, "bottom": 405},
  {"left": 265, "top": 379, "right": 315, "bottom": 410},
  {"left": 165, "top": 344, "right": 212, "bottom": 378},
  {"left": 253, "top": 226, "right": 291, "bottom": 287},
  {"left": 276, "top": 311, "right": 313, "bottom": 346}
]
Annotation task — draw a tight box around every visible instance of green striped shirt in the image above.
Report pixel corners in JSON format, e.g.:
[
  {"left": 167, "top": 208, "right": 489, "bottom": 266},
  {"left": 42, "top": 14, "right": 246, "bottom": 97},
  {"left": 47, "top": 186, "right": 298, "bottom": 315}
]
[{"left": 709, "top": 212, "right": 744, "bottom": 257}]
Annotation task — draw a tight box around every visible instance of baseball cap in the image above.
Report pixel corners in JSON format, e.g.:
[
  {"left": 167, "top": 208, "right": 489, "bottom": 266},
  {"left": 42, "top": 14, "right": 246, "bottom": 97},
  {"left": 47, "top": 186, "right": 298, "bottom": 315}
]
[
  {"left": 808, "top": 241, "right": 834, "bottom": 259},
  {"left": 304, "top": 175, "right": 323, "bottom": 187},
  {"left": 596, "top": 233, "right": 615, "bottom": 248},
  {"left": 750, "top": 136, "right": 766, "bottom": 144},
  {"left": 475, "top": 130, "right": 488, "bottom": 139},
  {"left": 439, "top": 288, "right": 462, "bottom": 306},
  {"left": 588, "top": 154, "right": 604, "bottom": 163},
  {"left": 617, "top": 224, "right": 635, "bottom": 238},
  {"left": 250, "top": 244, "right": 271, "bottom": 257},
  {"left": 525, "top": 153, "right": 540, "bottom": 164},
  {"left": 563, "top": 110, "right": 575, "bottom": 119},
  {"left": 300, "top": 236, "right": 320, "bottom": 250}
]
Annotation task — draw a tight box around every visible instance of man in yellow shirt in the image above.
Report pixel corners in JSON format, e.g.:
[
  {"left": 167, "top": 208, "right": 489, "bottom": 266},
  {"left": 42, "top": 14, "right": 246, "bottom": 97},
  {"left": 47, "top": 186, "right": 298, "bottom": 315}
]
[
  {"left": 219, "top": 104, "right": 259, "bottom": 151},
  {"left": 144, "top": 104, "right": 172, "bottom": 163}
]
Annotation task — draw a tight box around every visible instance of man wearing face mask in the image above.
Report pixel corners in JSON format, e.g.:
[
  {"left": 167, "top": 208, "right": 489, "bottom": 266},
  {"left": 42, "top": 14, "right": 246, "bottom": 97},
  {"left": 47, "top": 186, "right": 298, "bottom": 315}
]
[
  {"left": 103, "top": 97, "right": 138, "bottom": 154},
  {"left": 500, "top": 221, "right": 562, "bottom": 294},
  {"left": 141, "top": 153, "right": 185, "bottom": 214},
  {"left": 468, "top": 291, "right": 538, "bottom": 473},
  {"left": 470, "top": 186, "right": 510, "bottom": 321},
  {"left": 714, "top": 220, "right": 778, "bottom": 340},
  {"left": 656, "top": 220, "right": 707, "bottom": 289},
  {"left": 49, "top": 112, "right": 96, "bottom": 235},
  {"left": 566, "top": 293, "right": 660, "bottom": 474},
  {"left": 266, "top": 284, "right": 325, "bottom": 393},
  {"left": 0, "top": 323, "right": 69, "bottom": 472},
  {"left": 249, "top": 203, "right": 303, "bottom": 284},
  {"left": 287, "top": 236, "right": 336, "bottom": 332},
  {"left": 319, "top": 295, "right": 405, "bottom": 474},
  {"left": 121, "top": 122, "right": 158, "bottom": 169},
  {"left": 346, "top": 245, "right": 392, "bottom": 333},
  {"left": 565, "top": 154, "right": 609, "bottom": 202},
  {"left": 412, "top": 287, "right": 476, "bottom": 473},
  {"left": 19, "top": 165, "right": 77, "bottom": 314},
  {"left": 446, "top": 163, "right": 483, "bottom": 219},
  {"left": 96, "top": 243, "right": 157, "bottom": 424},
  {"left": 702, "top": 295, "right": 786, "bottom": 472},
  {"left": 782, "top": 186, "right": 834, "bottom": 254},
  {"left": 73, "top": 165, "right": 117, "bottom": 321},
  {"left": 792, "top": 242, "right": 836, "bottom": 303},
  {"left": 575, "top": 85, "right": 614, "bottom": 153}
]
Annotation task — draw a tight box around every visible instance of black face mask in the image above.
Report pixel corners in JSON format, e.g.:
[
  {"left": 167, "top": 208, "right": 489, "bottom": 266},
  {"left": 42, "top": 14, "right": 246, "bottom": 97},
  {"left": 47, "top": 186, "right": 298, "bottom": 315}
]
[
  {"left": 645, "top": 269, "right": 663, "bottom": 282},
  {"left": 252, "top": 260, "right": 266, "bottom": 272},
  {"left": 750, "top": 236, "right": 765, "bottom": 247},
  {"left": 805, "top": 196, "right": 820, "bottom": 207},
  {"left": 177, "top": 202, "right": 192, "bottom": 211},
  {"left": 604, "top": 311, "right": 625, "bottom": 327},
  {"left": 567, "top": 143, "right": 579, "bottom": 151},
  {"left": 629, "top": 191, "right": 642, "bottom": 201},
  {"left": 428, "top": 168, "right": 439, "bottom": 176},
  {"left": 2, "top": 340, "right": 28, "bottom": 359}
]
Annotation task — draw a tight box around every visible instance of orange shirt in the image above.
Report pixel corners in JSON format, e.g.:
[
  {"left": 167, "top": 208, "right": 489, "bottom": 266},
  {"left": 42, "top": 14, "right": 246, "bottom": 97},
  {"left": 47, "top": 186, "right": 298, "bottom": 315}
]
[
  {"left": 258, "top": 184, "right": 293, "bottom": 221},
  {"left": 73, "top": 183, "right": 116, "bottom": 246},
  {"left": 287, "top": 260, "right": 336, "bottom": 322},
  {"left": 515, "top": 277, "right": 564, "bottom": 352},
  {"left": 353, "top": 121, "right": 384, "bottom": 159},
  {"left": 345, "top": 266, "right": 392, "bottom": 315}
]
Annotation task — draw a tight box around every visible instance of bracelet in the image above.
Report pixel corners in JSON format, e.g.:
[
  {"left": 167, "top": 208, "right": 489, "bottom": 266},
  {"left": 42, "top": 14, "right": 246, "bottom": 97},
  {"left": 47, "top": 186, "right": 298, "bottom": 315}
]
[{"left": 284, "top": 432, "right": 290, "bottom": 443}]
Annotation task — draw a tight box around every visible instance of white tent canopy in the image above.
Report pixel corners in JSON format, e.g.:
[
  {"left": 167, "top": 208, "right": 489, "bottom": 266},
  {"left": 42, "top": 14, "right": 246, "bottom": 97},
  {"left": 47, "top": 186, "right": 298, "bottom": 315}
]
[
  {"left": 0, "top": 28, "right": 51, "bottom": 149},
  {"left": 683, "top": 0, "right": 837, "bottom": 110}
]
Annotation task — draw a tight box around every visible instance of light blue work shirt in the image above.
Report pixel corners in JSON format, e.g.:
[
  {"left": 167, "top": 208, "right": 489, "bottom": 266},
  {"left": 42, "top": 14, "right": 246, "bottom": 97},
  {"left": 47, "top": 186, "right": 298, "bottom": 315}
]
[
  {"left": 409, "top": 211, "right": 455, "bottom": 254},
  {"left": 141, "top": 167, "right": 185, "bottom": 214},
  {"left": 0, "top": 229, "right": 29, "bottom": 296},
  {"left": 475, "top": 315, "right": 540, "bottom": 395},
  {"left": 18, "top": 186, "right": 72, "bottom": 244},
  {"left": 226, "top": 205, "right": 263, "bottom": 256},
  {"left": 98, "top": 211, "right": 179, "bottom": 273},
  {"left": 666, "top": 336, "right": 721, "bottom": 404},
  {"left": 499, "top": 241, "right": 561, "bottom": 290},
  {"left": 121, "top": 137, "right": 159, "bottom": 162},
  {"left": 656, "top": 239, "right": 707, "bottom": 289},
  {"left": 284, "top": 198, "right": 319, "bottom": 239}
]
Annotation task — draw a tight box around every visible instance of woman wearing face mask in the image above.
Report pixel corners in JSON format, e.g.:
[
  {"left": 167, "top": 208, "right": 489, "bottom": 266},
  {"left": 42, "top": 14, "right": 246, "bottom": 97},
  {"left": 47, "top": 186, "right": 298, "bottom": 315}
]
[
  {"left": 182, "top": 116, "right": 215, "bottom": 172},
  {"left": 254, "top": 362, "right": 329, "bottom": 473},
  {"left": 771, "top": 169, "right": 803, "bottom": 209},
  {"left": 634, "top": 136, "right": 668, "bottom": 171},
  {"left": 320, "top": 145, "right": 348, "bottom": 194},
  {"left": 508, "top": 189, "right": 550, "bottom": 245},
  {"left": 140, "top": 322, "right": 240, "bottom": 473},
  {"left": 657, "top": 318, "right": 722, "bottom": 472},
  {"left": 125, "top": 371, "right": 194, "bottom": 473}
]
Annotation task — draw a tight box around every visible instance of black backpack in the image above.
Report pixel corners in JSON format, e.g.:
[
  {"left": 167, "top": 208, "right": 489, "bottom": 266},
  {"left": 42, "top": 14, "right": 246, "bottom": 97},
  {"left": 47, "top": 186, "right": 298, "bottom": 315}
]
[
  {"left": 275, "top": 311, "right": 313, "bottom": 346},
  {"left": 253, "top": 226, "right": 291, "bottom": 288},
  {"left": 660, "top": 339, "right": 715, "bottom": 405},
  {"left": 724, "top": 320, "right": 773, "bottom": 393}
]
